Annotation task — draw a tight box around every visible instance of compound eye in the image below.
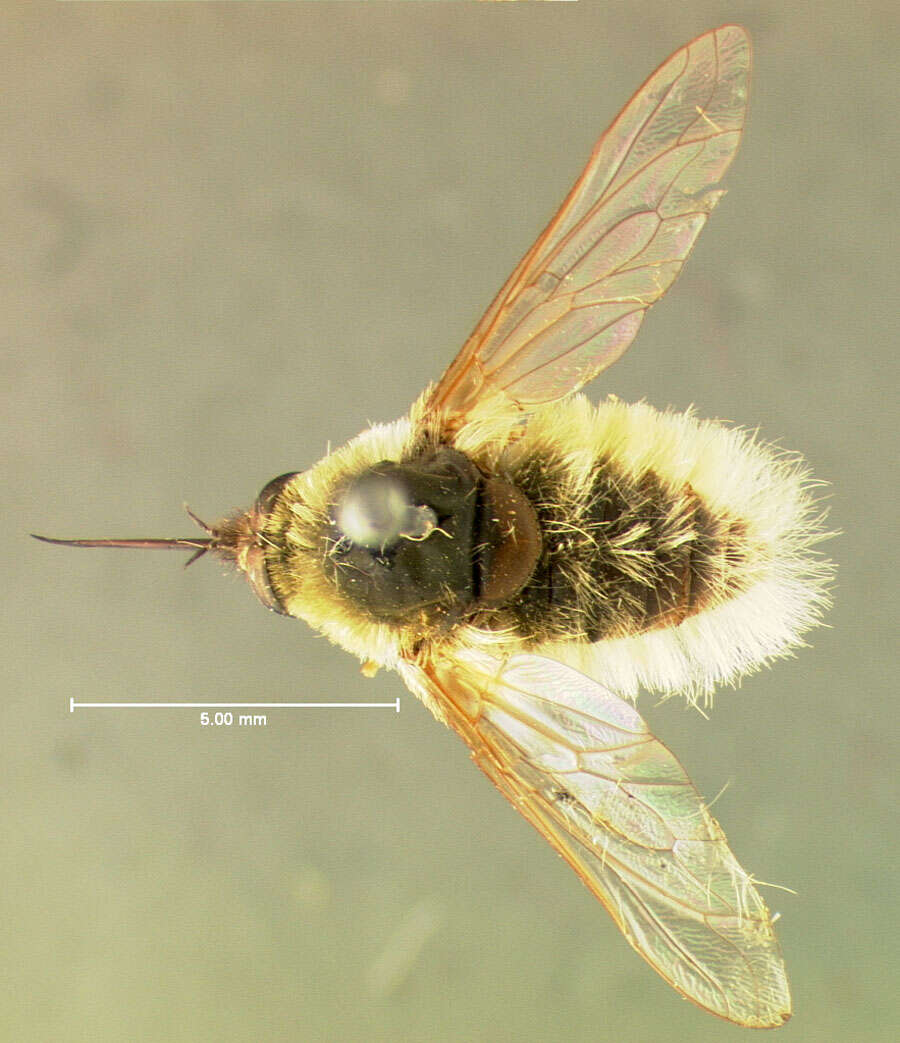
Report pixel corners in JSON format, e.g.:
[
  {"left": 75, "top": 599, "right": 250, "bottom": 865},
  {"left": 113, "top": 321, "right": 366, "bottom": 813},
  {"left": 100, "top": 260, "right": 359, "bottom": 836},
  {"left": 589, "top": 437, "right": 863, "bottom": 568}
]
[
  {"left": 255, "top": 472, "right": 300, "bottom": 516},
  {"left": 335, "top": 472, "right": 437, "bottom": 551}
]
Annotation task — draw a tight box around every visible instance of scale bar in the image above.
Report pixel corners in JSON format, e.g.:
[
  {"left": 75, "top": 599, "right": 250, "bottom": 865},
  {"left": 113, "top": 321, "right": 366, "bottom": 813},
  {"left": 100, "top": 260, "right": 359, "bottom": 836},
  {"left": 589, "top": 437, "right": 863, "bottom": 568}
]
[{"left": 70, "top": 698, "right": 400, "bottom": 712}]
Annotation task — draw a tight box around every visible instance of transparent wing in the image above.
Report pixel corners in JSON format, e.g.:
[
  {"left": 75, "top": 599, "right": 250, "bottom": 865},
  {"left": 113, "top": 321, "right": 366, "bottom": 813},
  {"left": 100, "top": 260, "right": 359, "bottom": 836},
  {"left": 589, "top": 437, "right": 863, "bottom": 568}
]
[
  {"left": 399, "top": 650, "right": 790, "bottom": 1028},
  {"left": 428, "top": 25, "right": 750, "bottom": 422}
]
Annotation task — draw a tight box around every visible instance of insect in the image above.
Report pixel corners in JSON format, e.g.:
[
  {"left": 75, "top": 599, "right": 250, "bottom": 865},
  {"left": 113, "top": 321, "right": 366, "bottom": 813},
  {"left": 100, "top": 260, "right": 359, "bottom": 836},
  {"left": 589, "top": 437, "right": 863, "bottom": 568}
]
[{"left": 37, "top": 26, "right": 832, "bottom": 1027}]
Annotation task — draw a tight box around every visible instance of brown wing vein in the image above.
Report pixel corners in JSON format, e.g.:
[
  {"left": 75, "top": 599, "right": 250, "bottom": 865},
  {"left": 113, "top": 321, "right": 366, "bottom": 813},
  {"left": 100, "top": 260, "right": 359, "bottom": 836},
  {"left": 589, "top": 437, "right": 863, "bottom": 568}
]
[{"left": 477, "top": 140, "right": 715, "bottom": 379}]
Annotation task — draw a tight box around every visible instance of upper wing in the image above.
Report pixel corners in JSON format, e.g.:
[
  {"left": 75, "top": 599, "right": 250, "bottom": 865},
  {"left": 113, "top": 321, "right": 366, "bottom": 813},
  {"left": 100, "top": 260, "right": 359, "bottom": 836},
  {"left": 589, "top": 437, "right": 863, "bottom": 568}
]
[
  {"left": 428, "top": 26, "right": 750, "bottom": 423},
  {"left": 399, "top": 649, "right": 790, "bottom": 1028}
]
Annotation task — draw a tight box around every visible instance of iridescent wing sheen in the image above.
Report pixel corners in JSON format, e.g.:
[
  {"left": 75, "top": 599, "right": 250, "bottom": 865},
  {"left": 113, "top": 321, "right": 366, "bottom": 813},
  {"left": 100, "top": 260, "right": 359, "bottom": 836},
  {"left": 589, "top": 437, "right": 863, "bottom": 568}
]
[
  {"left": 428, "top": 25, "right": 750, "bottom": 422},
  {"left": 398, "top": 650, "right": 790, "bottom": 1028}
]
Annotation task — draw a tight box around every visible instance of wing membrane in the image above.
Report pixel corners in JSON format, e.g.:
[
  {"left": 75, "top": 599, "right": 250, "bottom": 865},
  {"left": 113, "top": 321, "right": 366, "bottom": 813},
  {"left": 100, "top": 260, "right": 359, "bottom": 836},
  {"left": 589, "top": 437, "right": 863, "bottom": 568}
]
[
  {"left": 399, "top": 650, "right": 790, "bottom": 1028},
  {"left": 429, "top": 25, "right": 750, "bottom": 420}
]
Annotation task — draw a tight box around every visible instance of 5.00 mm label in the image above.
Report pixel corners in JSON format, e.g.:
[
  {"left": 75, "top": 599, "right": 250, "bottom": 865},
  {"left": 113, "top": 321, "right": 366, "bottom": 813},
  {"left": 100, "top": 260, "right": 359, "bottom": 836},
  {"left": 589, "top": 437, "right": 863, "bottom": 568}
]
[{"left": 200, "top": 711, "right": 267, "bottom": 728}]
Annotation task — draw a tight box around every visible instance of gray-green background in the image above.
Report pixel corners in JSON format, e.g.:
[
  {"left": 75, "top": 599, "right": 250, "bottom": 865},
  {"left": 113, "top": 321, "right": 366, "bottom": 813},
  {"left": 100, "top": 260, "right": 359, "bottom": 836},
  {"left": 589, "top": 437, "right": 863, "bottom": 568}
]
[{"left": 5, "top": 2, "right": 896, "bottom": 1040}]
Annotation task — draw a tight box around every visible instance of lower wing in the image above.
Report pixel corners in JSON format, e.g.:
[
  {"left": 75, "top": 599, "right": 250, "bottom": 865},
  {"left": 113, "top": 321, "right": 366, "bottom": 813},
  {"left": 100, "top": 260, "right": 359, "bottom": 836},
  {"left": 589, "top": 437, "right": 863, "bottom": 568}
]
[{"left": 399, "top": 649, "right": 790, "bottom": 1028}]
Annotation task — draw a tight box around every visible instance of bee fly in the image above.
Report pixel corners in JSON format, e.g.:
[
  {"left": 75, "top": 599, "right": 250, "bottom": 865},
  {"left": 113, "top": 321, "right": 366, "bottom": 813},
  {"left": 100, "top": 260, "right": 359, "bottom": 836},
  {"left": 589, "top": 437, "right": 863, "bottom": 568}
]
[{"left": 37, "top": 26, "right": 832, "bottom": 1028}]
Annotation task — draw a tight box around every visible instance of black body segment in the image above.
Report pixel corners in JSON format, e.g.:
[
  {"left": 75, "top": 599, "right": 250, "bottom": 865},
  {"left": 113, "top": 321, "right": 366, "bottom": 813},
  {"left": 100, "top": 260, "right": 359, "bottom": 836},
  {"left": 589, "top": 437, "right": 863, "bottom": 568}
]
[
  {"left": 323, "top": 450, "right": 481, "bottom": 623},
  {"left": 501, "top": 449, "right": 746, "bottom": 644}
]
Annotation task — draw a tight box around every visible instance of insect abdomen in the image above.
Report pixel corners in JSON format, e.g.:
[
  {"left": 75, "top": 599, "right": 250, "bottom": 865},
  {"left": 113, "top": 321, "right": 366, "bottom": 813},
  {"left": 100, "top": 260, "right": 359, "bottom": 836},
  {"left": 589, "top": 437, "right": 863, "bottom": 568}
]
[
  {"left": 507, "top": 455, "right": 748, "bottom": 643},
  {"left": 452, "top": 395, "right": 829, "bottom": 700}
]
